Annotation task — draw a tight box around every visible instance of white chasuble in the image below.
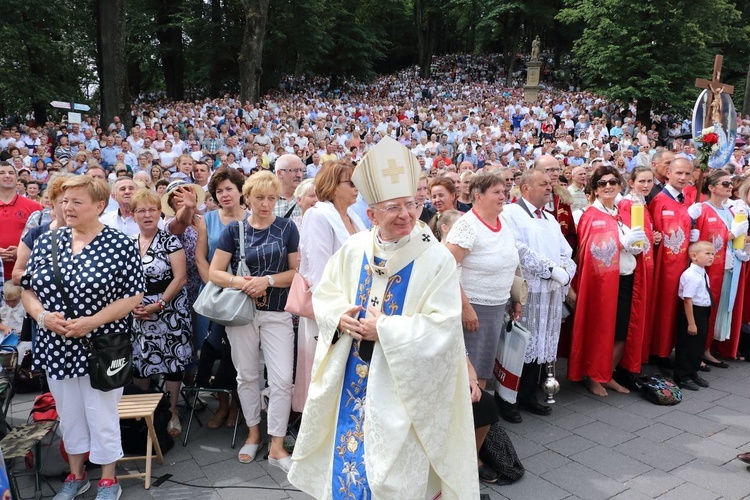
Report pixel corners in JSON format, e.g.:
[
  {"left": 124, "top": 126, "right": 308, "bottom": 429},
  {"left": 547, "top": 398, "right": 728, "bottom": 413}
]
[{"left": 288, "top": 222, "right": 479, "bottom": 500}]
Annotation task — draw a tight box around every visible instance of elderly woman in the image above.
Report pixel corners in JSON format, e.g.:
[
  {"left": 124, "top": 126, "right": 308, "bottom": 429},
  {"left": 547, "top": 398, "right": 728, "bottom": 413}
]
[
  {"left": 21, "top": 176, "right": 144, "bottom": 499},
  {"left": 195, "top": 168, "right": 246, "bottom": 429},
  {"left": 417, "top": 174, "right": 435, "bottom": 223},
  {"left": 291, "top": 178, "right": 317, "bottom": 229},
  {"left": 690, "top": 170, "right": 750, "bottom": 366},
  {"left": 292, "top": 162, "right": 364, "bottom": 412},
  {"left": 569, "top": 166, "right": 647, "bottom": 396},
  {"left": 210, "top": 171, "right": 299, "bottom": 470},
  {"left": 131, "top": 189, "right": 192, "bottom": 438},
  {"left": 446, "top": 173, "right": 521, "bottom": 386},
  {"left": 445, "top": 173, "right": 520, "bottom": 483}
]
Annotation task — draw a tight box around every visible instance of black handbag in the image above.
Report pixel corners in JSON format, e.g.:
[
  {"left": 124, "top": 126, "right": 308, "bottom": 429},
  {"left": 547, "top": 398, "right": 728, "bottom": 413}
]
[{"left": 50, "top": 229, "right": 133, "bottom": 392}]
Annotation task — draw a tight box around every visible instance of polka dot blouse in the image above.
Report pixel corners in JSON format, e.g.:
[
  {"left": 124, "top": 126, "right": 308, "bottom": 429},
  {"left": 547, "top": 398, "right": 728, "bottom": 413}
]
[{"left": 21, "top": 226, "right": 145, "bottom": 380}]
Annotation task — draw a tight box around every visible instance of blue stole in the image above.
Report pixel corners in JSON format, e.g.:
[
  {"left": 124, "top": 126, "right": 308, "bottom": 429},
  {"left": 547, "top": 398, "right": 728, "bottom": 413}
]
[{"left": 332, "top": 254, "right": 414, "bottom": 499}]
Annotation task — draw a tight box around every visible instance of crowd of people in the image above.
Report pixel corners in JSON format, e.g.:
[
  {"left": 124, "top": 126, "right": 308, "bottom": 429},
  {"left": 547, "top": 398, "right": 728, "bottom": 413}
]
[{"left": 3, "top": 53, "right": 750, "bottom": 498}]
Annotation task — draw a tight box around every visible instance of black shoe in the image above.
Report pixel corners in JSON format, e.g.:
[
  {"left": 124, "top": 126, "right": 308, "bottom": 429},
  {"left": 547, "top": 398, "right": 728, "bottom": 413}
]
[
  {"left": 478, "top": 464, "right": 498, "bottom": 484},
  {"left": 698, "top": 363, "right": 711, "bottom": 372},
  {"left": 675, "top": 378, "right": 699, "bottom": 391},
  {"left": 701, "top": 357, "right": 729, "bottom": 369},
  {"left": 495, "top": 394, "right": 522, "bottom": 423},
  {"left": 690, "top": 374, "right": 709, "bottom": 388},
  {"left": 518, "top": 399, "right": 552, "bottom": 416}
]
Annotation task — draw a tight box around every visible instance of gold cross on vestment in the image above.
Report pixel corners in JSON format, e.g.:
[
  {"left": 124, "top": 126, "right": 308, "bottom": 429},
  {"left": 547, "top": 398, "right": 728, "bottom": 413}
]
[
  {"left": 695, "top": 55, "right": 734, "bottom": 128},
  {"left": 383, "top": 159, "right": 405, "bottom": 183}
]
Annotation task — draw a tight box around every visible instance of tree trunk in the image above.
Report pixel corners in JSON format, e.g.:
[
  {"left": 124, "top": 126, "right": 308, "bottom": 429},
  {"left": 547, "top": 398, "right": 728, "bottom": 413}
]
[
  {"left": 414, "top": 0, "right": 431, "bottom": 79},
  {"left": 503, "top": 16, "right": 521, "bottom": 87},
  {"left": 636, "top": 97, "right": 652, "bottom": 127},
  {"left": 154, "top": 0, "right": 185, "bottom": 101},
  {"left": 238, "top": 0, "right": 269, "bottom": 105},
  {"left": 744, "top": 63, "right": 750, "bottom": 116},
  {"left": 95, "top": 0, "right": 129, "bottom": 127}
]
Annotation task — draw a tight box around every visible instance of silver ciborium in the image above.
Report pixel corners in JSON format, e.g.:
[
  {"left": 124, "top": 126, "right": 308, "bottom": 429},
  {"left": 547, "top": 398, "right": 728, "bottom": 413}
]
[{"left": 541, "top": 362, "right": 560, "bottom": 404}]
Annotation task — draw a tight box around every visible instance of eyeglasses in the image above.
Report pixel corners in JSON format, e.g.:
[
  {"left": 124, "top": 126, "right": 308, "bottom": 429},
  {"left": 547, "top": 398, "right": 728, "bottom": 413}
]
[
  {"left": 339, "top": 180, "right": 356, "bottom": 188},
  {"left": 713, "top": 181, "right": 732, "bottom": 188},
  {"left": 278, "top": 168, "right": 305, "bottom": 174},
  {"left": 596, "top": 179, "right": 620, "bottom": 187},
  {"left": 134, "top": 208, "right": 161, "bottom": 215},
  {"left": 372, "top": 201, "right": 418, "bottom": 215},
  {"left": 545, "top": 168, "right": 561, "bottom": 173}
]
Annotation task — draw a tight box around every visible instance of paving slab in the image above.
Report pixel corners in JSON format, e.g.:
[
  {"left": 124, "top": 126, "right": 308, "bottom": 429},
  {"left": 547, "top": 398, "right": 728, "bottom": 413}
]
[{"left": 11, "top": 357, "right": 750, "bottom": 499}]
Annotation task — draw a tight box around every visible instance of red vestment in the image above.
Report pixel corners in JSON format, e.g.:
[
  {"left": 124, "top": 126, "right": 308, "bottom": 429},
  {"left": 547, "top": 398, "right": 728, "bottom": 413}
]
[
  {"left": 648, "top": 192, "right": 692, "bottom": 358},
  {"left": 546, "top": 194, "right": 578, "bottom": 255},
  {"left": 618, "top": 198, "right": 655, "bottom": 366},
  {"left": 569, "top": 207, "right": 623, "bottom": 381},
  {"left": 683, "top": 185, "right": 707, "bottom": 204},
  {"left": 694, "top": 203, "right": 746, "bottom": 358}
]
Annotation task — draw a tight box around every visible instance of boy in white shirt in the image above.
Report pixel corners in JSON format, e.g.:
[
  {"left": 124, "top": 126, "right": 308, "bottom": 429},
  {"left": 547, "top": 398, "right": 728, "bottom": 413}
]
[{"left": 674, "top": 241, "right": 715, "bottom": 391}]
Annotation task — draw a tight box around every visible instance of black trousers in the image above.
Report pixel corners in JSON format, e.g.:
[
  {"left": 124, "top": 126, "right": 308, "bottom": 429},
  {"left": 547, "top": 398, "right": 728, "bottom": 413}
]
[
  {"left": 518, "top": 361, "right": 543, "bottom": 404},
  {"left": 674, "top": 305, "right": 711, "bottom": 380}
]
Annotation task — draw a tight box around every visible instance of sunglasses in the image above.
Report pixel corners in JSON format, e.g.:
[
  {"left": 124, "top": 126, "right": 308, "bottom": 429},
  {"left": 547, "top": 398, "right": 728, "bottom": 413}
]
[
  {"left": 596, "top": 178, "right": 620, "bottom": 187},
  {"left": 713, "top": 181, "right": 732, "bottom": 188}
]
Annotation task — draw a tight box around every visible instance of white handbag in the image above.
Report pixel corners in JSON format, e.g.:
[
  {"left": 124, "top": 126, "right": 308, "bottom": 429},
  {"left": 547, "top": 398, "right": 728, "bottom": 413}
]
[{"left": 193, "top": 221, "right": 256, "bottom": 326}]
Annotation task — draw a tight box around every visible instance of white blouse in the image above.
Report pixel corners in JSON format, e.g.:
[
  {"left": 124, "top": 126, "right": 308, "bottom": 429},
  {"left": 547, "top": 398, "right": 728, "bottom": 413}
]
[{"left": 447, "top": 209, "right": 519, "bottom": 306}]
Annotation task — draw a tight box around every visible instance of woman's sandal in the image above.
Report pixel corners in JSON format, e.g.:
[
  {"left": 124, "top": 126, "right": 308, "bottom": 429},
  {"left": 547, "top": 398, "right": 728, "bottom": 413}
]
[
  {"left": 238, "top": 441, "right": 263, "bottom": 464},
  {"left": 225, "top": 408, "right": 239, "bottom": 428},
  {"left": 167, "top": 416, "right": 182, "bottom": 438},
  {"left": 207, "top": 409, "right": 228, "bottom": 429}
]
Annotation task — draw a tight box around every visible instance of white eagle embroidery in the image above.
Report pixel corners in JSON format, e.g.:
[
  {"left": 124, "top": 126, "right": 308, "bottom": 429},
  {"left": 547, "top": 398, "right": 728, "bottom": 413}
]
[
  {"left": 663, "top": 226, "right": 686, "bottom": 255},
  {"left": 590, "top": 237, "right": 618, "bottom": 268},
  {"left": 711, "top": 234, "right": 724, "bottom": 253}
]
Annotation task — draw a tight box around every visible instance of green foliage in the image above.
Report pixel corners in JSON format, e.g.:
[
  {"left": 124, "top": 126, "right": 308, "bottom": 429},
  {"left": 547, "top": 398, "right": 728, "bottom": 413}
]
[
  {"left": 0, "top": 0, "right": 94, "bottom": 119},
  {"left": 558, "top": 0, "right": 744, "bottom": 114}
]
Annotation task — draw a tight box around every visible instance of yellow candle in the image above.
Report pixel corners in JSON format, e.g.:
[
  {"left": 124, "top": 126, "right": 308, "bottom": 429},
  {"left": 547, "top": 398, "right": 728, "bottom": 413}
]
[
  {"left": 733, "top": 213, "right": 747, "bottom": 249},
  {"left": 631, "top": 203, "right": 644, "bottom": 247}
]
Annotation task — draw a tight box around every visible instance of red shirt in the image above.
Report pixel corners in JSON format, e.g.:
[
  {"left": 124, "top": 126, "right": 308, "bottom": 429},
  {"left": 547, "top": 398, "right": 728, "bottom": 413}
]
[{"left": 0, "top": 194, "right": 43, "bottom": 276}]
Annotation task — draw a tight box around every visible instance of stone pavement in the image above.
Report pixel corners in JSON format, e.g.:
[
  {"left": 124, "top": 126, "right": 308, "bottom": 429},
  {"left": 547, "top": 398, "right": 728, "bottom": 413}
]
[{"left": 8, "top": 357, "right": 750, "bottom": 499}]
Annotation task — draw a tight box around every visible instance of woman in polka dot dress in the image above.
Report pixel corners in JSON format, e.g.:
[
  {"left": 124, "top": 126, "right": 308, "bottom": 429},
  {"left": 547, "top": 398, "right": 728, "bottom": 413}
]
[{"left": 21, "top": 176, "right": 145, "bottom": 499}]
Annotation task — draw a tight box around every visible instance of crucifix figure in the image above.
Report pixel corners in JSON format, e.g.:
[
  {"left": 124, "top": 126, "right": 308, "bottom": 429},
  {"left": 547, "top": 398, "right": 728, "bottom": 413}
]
[{"left": 695, "top": 55, "right": 734, "bottom": 128}]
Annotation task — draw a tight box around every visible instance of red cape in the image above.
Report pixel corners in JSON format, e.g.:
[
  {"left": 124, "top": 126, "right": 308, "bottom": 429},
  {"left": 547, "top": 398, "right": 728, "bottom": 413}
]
[
  {"left": 569, "top": 207, "right": 642, "bottom": 381},
  {"left": 546, "top": 194, "right": 578, "bottom": 256},
  {"left": 648, "top": 191, "right": 692, "bottom": 358},
  {"left": 695, "top": 204, "right": 746, "bottom": 358},
  {"left": 618, "top": 198, "right": 655, "bottom": 366}
]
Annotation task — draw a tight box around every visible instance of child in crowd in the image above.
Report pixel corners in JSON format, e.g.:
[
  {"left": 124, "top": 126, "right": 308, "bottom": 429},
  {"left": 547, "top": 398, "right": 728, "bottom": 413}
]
[
  {"left": 0, "top": 282, "right": 25, "bottom": 335},
  {"left": 674, "top": 241, "right": 714, "bottom": 391}
]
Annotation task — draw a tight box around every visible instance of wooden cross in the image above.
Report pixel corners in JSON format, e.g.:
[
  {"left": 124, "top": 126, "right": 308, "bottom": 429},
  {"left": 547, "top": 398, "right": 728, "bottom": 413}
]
[
  {"left": 695, "top": 55, "right": 734, "bottom": 128},
  {"left": 383, "top": 159, "right": 405, "bottom": 183}
]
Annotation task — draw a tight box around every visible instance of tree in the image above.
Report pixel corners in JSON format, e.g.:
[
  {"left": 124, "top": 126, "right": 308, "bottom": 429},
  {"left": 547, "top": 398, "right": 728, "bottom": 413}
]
[
  {"left": 414, "top": 0, "right": 442, "bottom": 78},
  {"left": 558, "top": 0, "right": 741, "bottom": 124},
  {"left": 95, "top": 0, "right": 130, "bottom": 127},
  {"left": 238, "top": 0, "right": 270, "bottom": 104},
  {"left": 0, "top": 0, "right": 93, "bottom": 123},
  {"left": 153, "top": 0, "right": 186, "bottom": 101}
]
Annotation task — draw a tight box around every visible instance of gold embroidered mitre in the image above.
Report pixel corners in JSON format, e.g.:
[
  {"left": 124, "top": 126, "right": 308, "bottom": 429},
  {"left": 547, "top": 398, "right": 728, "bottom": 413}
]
[{"left": 352, "top": 136, "right": 421, "bottom": 205}]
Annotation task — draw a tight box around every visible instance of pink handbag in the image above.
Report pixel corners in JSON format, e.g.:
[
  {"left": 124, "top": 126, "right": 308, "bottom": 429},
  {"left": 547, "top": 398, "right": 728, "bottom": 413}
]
[{"left": 285, "top": 272, "right": 315, "bottom": 319}]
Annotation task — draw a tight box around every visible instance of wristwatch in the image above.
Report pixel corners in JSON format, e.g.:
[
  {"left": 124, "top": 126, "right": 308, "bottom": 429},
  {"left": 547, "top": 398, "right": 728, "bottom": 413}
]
[{"left": 266, "top": 275, "right": 275, "bottom": 287}]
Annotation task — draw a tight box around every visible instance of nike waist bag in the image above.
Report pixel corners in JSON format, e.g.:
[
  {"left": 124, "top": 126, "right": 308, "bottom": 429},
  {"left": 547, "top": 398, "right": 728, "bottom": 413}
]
[{"left": 83, "top": 330, "right": 133, "bottom": 392}]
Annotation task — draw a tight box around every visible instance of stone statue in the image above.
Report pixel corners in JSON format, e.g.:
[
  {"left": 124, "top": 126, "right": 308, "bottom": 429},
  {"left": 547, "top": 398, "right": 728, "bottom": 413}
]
[{"left": 531, "top": 36, "right": 541, "bottom": 61}]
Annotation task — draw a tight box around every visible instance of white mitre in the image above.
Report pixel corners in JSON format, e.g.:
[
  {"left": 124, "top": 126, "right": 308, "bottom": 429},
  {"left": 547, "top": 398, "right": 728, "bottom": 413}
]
[{"left": 352, "top": 136, "right": 421, "bottom": 205}]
